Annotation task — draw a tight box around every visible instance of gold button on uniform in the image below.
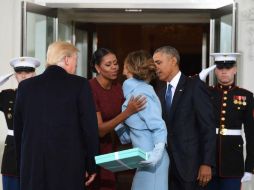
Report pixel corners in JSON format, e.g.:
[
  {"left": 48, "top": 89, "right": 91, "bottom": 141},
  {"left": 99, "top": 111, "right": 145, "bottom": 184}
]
[
  {"left": 223, "top": 103, "right": 227, "bottom": 107},
  {"left": 222, "top": 110, "right": 226, "bottom": 114},
  {"left": 224, "top": 91, "right": 228, "bottom": 94},
  {"left": 221, "top": 124, "right": 225, "bottom": 128},
  {"left": 221, "top": 117, "right": 225, "bottom": 121},
  {"left": 223, "top": 97, "right": 227, "bottom": 100}
]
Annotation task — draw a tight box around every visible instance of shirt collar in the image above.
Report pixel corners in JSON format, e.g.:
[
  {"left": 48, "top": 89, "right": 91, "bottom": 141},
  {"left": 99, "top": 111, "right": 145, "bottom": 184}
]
[{"left": 167, "top": 71, "right": 181, "bottom": 89}]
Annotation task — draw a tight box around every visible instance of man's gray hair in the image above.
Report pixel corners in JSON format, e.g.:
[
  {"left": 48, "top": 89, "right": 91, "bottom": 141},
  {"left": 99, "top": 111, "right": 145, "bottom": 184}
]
[{"left": 154, "top": 46, "right": 180, "bottom": 65}]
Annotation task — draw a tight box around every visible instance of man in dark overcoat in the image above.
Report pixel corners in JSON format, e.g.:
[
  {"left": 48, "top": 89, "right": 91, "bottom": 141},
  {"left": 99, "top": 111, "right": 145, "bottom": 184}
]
[
  {"left": 153, "top": 45, "right": 216, "bottom": 190},
  {"left": 14, "top": 41, "right": 99, "bottom": 190}
]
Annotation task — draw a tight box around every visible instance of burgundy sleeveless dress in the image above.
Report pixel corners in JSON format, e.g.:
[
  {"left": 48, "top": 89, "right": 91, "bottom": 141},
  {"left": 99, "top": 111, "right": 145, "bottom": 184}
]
[{"left": 89, "top": 78, "right": 124, "bottom": 190}]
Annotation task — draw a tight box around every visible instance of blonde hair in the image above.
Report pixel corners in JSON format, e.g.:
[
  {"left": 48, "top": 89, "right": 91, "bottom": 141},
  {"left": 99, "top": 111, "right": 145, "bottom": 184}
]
[
  {"left": 46, "top": 41, "right": 79, "bottom": 66},
  {"left": 124, "top": 50, "right": 156, "bottom": 82}
]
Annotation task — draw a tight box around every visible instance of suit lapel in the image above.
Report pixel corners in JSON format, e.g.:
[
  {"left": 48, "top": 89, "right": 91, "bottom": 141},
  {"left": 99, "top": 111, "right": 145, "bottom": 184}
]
[{"left": 169, "top": 74, "right": 186, "bottom": 121}]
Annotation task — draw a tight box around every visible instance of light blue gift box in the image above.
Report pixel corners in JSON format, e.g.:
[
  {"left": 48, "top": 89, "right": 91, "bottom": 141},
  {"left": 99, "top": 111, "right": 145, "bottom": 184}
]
[{"left": 95, "top": 148, "right": 148, "bottom": 172}]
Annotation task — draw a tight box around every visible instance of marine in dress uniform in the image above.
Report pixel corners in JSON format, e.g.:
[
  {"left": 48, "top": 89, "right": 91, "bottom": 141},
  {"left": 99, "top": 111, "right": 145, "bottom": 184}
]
[
  {"left": 0, "top": 57, "right": 40, "bottom": 190},
  {"left": 204, "top": 53, "right": 254, "bottom": 190}
]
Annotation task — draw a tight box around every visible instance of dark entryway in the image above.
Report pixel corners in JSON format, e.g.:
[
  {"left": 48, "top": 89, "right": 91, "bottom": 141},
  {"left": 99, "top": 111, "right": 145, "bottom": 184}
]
[{"left": 95, "top": 23, "right": 209, "bottom": 80}]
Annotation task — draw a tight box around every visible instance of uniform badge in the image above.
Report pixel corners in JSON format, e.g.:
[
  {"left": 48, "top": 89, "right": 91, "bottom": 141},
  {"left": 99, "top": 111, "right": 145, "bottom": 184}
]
[
  {"left": 233, "top": 96, "right": 247, "bottom": 106},
  {"left": 7, "top": 113, "right": 12, "bottom": 119},
  {"left": 233, "top": 96, "right": 239, "bottom": 104},
  {"left": 242, "top": 96, "right": 247, "bottom": 106}
]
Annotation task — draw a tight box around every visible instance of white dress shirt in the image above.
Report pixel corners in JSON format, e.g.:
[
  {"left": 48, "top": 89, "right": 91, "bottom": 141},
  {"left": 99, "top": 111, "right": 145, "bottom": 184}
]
[{"left": 166, "top": 71, "right": 181, "bottom": 103}]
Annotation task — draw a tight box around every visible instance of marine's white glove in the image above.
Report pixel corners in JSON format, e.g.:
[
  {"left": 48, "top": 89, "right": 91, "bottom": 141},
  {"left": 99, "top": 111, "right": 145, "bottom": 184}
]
[
  {"left": 139, "top": 142, "right": 165, "bottom": 167},
  {"left": 0, "top": 73, "right": 13, "bottom": 86},
  {"left": 199, "top": 65, "right": 216, "bottom": 82},
  {"left": 241, "top": 172, "right": 252, "bottom": 182}
]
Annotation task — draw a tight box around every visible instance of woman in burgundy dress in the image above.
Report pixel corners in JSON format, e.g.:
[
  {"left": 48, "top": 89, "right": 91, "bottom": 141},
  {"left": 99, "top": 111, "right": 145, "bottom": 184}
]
[{"left": 89, "top": 48, "right": 145, "bottom": 190}]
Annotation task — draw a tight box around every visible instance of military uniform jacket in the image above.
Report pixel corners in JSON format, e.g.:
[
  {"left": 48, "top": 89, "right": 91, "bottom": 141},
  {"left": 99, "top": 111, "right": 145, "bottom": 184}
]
[
  {"left": 0, "top": 89, "right": 18, "bottom": 176},
  {"left": 210, "top": 84, "right": 254, "bottom": 177}
]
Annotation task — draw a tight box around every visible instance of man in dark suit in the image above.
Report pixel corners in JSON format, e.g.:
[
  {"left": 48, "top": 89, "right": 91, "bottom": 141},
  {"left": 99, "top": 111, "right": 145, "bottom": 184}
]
[
  {"left": 14, "top": 41, "right": 99, "bottom": 190},
  {"left": 153, "top": 46, "right": 216, "bottom": 190}
]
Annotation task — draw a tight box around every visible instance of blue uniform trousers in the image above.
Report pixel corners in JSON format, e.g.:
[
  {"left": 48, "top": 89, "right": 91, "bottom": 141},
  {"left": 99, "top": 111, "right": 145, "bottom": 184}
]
[
  {"left": 206, "top": 176, "right": 241, "bottom": 190},
  {"left": 2, "top": 175, "right": 20, "bottom": 190}
]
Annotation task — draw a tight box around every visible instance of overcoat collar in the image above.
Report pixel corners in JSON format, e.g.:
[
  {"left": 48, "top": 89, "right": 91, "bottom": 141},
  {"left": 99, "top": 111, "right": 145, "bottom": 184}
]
[{"left": 44, "top": 65, "right": 67, "bottom": 75}]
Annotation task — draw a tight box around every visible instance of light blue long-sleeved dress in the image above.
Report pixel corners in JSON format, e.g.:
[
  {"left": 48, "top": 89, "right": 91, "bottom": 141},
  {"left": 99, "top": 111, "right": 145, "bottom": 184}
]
[{"left": 115, "top": 78, "right": 169, "bottom": 190}]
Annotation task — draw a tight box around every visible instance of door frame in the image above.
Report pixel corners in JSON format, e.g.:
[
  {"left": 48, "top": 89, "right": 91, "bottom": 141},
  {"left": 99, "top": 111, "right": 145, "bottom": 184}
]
[{"left": 21, "top": 1, "right": 58, "bottom": 56}]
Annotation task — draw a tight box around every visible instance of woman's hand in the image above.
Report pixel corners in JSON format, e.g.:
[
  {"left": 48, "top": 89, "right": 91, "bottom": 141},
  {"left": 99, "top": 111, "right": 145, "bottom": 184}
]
[{"left": 125, "top": 95, "right": 146, "bottom": 115}]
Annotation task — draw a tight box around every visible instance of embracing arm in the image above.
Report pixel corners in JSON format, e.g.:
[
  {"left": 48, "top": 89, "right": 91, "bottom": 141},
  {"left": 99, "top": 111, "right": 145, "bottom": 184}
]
[{"left": 98, "top": 95, "right": 146, "bottom": 137}]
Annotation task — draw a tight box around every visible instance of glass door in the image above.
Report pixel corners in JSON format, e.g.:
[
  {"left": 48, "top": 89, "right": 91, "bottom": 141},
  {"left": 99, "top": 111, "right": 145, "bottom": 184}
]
[
  {"left": 21, "top": 1, "right": 58, "bottom": 74},
  {"left": 75, "top": 23, "right": 97, "bottom": 79},
  {"left": 209, "top": 2, "right": 237, "bottom": 84}
]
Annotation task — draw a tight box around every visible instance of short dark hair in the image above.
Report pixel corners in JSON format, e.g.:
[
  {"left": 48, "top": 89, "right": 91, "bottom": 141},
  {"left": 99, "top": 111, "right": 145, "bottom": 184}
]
[
  {"left": 154, "top": 46, "right": 180, "bottom": 65},
  {"left": 90, "top": 48, "right": 115, "bottom": 73}
]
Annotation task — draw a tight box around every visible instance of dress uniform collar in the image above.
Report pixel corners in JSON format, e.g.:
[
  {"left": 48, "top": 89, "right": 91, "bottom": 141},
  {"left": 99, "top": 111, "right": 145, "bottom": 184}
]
[{"left": 217, "top": 83, "right": 236, "bottom": 91}]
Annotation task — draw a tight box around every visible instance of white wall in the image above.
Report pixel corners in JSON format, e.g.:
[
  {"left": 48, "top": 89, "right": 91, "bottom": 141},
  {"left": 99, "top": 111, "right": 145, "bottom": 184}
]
[
  {"left": 0, "top": 1, "right": 20, "bottom": 188},
  {"left": 237, "top": 0, "right": 254, "bottom": 93},
  {"left": 236, "top": 0, "right": 254, "bottom": 189}
]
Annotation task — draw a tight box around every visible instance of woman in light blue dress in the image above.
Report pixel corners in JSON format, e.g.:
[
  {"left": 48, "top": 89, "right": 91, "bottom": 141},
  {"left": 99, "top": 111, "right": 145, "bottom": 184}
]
[{"left": 115, "top": 50, "right": 169, "bottom": 190}]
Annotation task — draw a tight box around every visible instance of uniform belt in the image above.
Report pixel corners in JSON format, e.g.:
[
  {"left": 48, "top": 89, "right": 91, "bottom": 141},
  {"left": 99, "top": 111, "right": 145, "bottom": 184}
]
[
  {"left": 216, "top": 128, "right": 242, "bottom": 136},
  {"left": 7, "top": 129, "right": 14, "bottom": 136}
]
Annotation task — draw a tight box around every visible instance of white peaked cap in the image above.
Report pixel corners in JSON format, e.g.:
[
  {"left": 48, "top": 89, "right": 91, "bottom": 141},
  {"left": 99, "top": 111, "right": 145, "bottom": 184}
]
[
  {"left": 210, "top": 53, "right": 241, "bottom": 62},
  {"left": 10, "top": 57, "right": 41, "bottom": 68}
]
